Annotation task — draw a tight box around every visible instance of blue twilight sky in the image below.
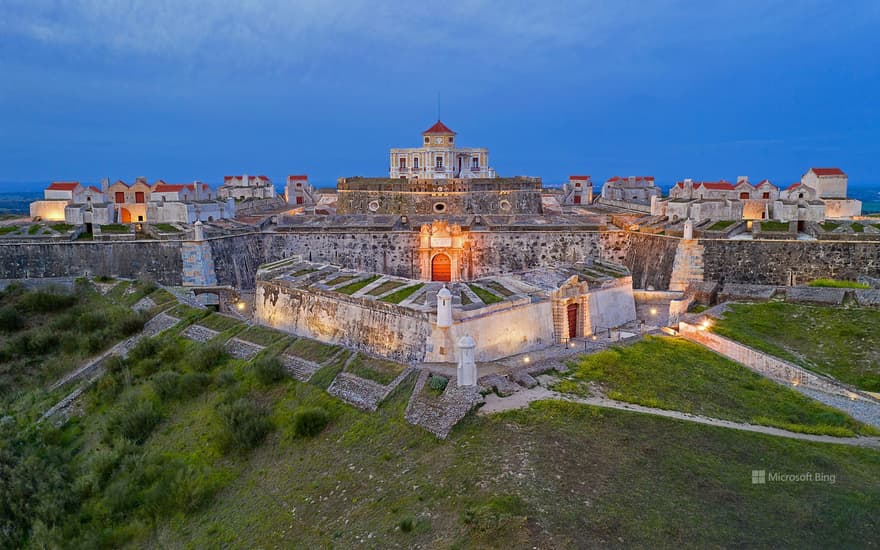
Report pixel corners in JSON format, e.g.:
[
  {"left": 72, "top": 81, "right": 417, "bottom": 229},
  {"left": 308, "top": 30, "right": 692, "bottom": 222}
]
[{"left": 1, "top": 0, "right": 879, "bottom": 191}]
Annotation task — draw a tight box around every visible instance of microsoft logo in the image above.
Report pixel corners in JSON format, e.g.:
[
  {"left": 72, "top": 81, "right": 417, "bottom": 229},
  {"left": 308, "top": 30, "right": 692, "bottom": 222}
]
[{"left": 752, "top": 470, "right": 766, "bottom": 484}]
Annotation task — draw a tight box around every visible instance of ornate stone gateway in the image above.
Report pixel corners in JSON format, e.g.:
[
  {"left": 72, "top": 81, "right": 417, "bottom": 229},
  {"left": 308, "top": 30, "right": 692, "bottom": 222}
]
[{"left": 418, "top": 220, "right": 468, "bottom": 281}]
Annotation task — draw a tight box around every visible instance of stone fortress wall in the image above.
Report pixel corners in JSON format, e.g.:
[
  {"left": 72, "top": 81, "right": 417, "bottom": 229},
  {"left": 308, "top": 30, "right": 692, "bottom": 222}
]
[
  {"left": 335, "top": 177, "right": 543, "bottom": 216},
  {"left": 0, "top": 229, "right": 878, "bottom": 290}
]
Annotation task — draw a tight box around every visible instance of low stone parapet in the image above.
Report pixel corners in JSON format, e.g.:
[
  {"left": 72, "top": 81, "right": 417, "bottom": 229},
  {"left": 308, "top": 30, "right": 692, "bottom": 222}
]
[
  {"left": 225, "top": 337, "right": 264, "bottom": 360},
  {"left": 854, "top": 289, "right": 880, "bottom": 307},
  {"left": 280, "top": 353, "right": 322, "bottom": 382},
  {"left": 327, "top": 372, "right": 387, "bottom": 411},
  {"left": 182, "top": 324, "right": 219, "bottom": 342},
  {"left": 404, "top": 370, "right": 484, "bottom": 439},
  {"left": 785, "top": 286, "right": 846, "bottom": 306},
  {"left": 718, "top": 284, "right": 776, "bottom": 303},
  {"left": 679, "top": 321, "right": 873, "bottom": 402}
]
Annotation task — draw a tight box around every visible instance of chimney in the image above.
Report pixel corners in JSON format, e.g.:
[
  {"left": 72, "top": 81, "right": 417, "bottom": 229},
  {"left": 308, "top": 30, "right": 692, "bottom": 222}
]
[
  {"left": 101, "top": 178, "right": 109, "bottom": 194},
  {"left": 193, "top": 180, "right": 200, "bottom": 201}
]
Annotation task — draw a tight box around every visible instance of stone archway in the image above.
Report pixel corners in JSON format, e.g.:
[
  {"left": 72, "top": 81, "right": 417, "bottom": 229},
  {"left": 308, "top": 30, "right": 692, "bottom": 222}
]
[
  {"left": 120, "top": 207, "right": 132, "bottom": 223},
  {"left": 432, "top": 254, "right": 451, "bottom": 282}
]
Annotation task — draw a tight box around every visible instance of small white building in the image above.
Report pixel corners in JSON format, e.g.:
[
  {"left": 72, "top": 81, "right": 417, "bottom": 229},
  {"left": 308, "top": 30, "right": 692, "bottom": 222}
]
[
  {"left": 284, "top": 175, "right": 318, "bottom": 206},
  {"left": 218, "top": 174, "right": 276, "bottom": 200},
  {"left": 602, "top": 176, "right": 660, "bottom": 205},
  {"left": 561, "top": 175, "right": 593, "bottom": 205}
]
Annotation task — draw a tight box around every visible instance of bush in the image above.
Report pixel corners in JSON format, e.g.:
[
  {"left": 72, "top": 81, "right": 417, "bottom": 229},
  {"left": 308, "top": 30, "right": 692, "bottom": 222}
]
[
  {"left": 428, "top": 375, "right": 449, "bottom": 393},
  {"left": 216, "top": 397, "right": 271, "bottom": 450},
  {"left": 254, "top": 356, "right": 285, "bottom": 385},
  {"left": 19, "top": 290, "right": 76, "bottom": 313},
  {"left": 0, "top": 306, "right": 23, "bottom": 332},
  {"left": 178, "top": 372, "right": 212, "bottom": 397},
  {"left": 128, "top": 338, "right": 159, "bottom": 364},
  {"left": 189, "top": 342, "right": 228, "bottom": 372},
  {"left": 116, "top": 313, "right": 146, "bottom": 337},
  {"left": 107, "top": 398, "right": 163, "bottom": 444},
  {"left": 292, "top": 406, "right": 330, "bottom": 438},
  {"left": 152, "top": 371, "right": 181, "bottom": 400}
]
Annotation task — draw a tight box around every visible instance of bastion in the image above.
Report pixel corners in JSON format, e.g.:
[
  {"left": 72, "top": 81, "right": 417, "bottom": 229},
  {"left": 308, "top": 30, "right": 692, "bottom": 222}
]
[{"left": 254, "top": 257, "right": 637, "bottom": 363}]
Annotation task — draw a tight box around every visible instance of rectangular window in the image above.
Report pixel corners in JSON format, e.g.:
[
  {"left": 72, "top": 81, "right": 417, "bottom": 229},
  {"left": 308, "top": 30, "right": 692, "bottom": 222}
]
[
  {"left": 135, "top": 191, "right": 145, "bottom": 203},
  {"left": 296, "top": 196, "right": 303, "bottom": 204},
  {"left": 471, "top": 157, "right": 479, "bottom": 169},
  {"left": 435, "top": 156, "right": 444, "bottom": 169},
  {"left": 399, "top": 157, "right": 407, "bottom": 169},
  {"left": 739, "top": 192, "right": 749, "bottom": 200},
  {"left": 115, "top": 192, "right": 125, "bottom": 203},
  {"left": 762, "top": 192, "right": 770, "bottom": 199}
]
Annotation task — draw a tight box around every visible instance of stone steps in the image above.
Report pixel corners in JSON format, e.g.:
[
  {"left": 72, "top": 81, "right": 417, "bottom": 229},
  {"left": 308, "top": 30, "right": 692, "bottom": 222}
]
[{"left": 327, "top": 372, "right": 387, "bottom": 411}]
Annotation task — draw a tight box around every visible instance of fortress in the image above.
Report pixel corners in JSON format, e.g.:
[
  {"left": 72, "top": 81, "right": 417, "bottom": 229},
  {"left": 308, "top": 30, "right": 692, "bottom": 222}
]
[{"left": 6, "top": 120, "right": 879, "bottom": 366}]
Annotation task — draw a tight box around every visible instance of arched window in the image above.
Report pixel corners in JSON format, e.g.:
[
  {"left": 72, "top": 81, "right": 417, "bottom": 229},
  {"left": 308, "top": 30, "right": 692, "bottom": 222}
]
[{"left": 413, "top": 157, "right": 419, "bottom": 169}]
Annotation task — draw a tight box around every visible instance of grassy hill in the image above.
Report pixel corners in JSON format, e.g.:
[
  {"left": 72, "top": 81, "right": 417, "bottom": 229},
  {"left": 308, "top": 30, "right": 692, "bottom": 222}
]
[{"left": 2, "top": 284, "right": 879, "bottom": 548}]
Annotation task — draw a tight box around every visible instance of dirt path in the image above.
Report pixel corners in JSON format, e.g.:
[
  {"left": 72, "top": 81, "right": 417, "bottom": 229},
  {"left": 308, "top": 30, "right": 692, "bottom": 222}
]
[{"left": 479, "top": 386, "right": 880, "bottom": 449}]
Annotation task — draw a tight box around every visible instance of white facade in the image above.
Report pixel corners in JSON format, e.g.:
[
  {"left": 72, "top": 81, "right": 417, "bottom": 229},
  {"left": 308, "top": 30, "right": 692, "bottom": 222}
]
[
  {"left": 285, "top": 175, "right": 318, "bottom": 206},
  {"left": 389, "top": 121, "right": 495, "bottom": 180},
  {"left": 218, "top": 174, "right": 276, "bottom": 200}
]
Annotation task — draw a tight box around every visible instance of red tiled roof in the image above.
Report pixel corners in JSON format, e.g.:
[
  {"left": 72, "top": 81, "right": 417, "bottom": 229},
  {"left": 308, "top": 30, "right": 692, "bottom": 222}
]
[
  {"left": 87, "top": 186, "right": 102, "bottom": 193},
  {"left": 47, "top": 182, "right": 80, "bottom": 191},
  {"left": 224, "top": 176, "right": 234, "bottom": 181},
  {"left": 607, "top": 176, "right": 654, "bottom": 183},
  {"left": 154, "top": 184, "right": 186, "bottom": 192},
  {"left": 423, "top": 120, "right": 456, "bottom": 135},
  {"left": 257, "top": 175, "right": 270, "bottom": 181},
  {"left": 570, "top": 175, "right": 591, "bottom": 181},
  {"left": 786, "top": 182, "right": 802, "bottom": 191},
  {"left": 695, "top": 181, "right": 735, "bottom": 190},
  {"left": 811, "top": 167, "right": 845, "bottom": 177},
  {"left": 288, "top": 174, "right": 308, "bottom": 181}
]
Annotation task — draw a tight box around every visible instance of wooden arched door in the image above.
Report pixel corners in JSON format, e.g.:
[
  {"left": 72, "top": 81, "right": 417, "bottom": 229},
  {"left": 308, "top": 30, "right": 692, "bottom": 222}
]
[
  {"left": 432, "top": 254, "right": 451, "bottom": 282},
  {"left": 120, "top": 208, "right": 132, "bottom": 223}
]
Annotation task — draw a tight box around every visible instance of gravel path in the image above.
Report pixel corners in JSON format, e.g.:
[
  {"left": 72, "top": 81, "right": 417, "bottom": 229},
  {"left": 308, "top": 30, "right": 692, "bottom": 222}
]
[
  {"left": 480, "top": 387, "right": 880, "bottom": 449},
  {"left": 795, "top": 387, "right": 880, "bottom": 430}
]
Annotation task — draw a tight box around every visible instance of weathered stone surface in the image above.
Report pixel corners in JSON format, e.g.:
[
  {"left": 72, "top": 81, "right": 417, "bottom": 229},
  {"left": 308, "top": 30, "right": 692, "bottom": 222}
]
[
  {"left": 479, "top": 373, "right": 520, "bottom": 397},
  {"left": 182, "top": 324, "right": 219, "bottom": 342},
  {"left": 225, "top": 337, "right": 263, "bottom": 360},
  {"left": 511, "top": 371, "right": 538, "bottom": 388},
  {"left": 143, "top": 313, "right": 180, "bottom": 337},
  {"left": 701, "top": 239, "right": 880, "bottom": 287},
  {"left": 405, "top": 370, "right": 484, "bottom": 439},
  {"left": 327, "top": 372, "right": 387, "bottom": 411},
  {"left": 785, "top": 286, "right": 846, "bottom": 306},
  {"left": 718, "top": 284, "right": 776, "bottom": 303},
  {"left": 854, "top": 289, "right": 880, "bottom": 307},
  {"left": 280, "top": 353, "right": 322, "bottom": 382},
  {"left": 131, "top": 296, "right": 156, "bottom": 313}
]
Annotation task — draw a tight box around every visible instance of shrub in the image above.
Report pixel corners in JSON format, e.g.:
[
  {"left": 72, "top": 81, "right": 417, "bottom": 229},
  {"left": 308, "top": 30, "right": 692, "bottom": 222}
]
[
  {"left": 292, "top": 406, "right": 330, "bottom": 438},
  {"left": 214, "top": 370, "right": 237, "bottom": 388},
  {"left": 152, "top": 371, "right": 181, "bottom": 400},
  {"left": 398, "top": 516, "right": 415, "bottom": 533},
  {"left": 188, "top": 342, "right": 227, "bottom": 372},
  {"left": 0, "top": 306, "right": 23, "bottom": 332},
  {"left": 428, "top": 375, "right": 449, "bottom": 393},
  {"left": 216, "top": 397, "right": 271, "bottom": 450},
  {"left": 78, "top": 311, "right": 108, "bottom": 332},
  {"left": 107, "top": 398, "right": 163, "bottom": 444},
  {"left": 116, "top": 313, "right": 146, "bottom": 337},
  {"left": 178, "top": 372, "right": 212, "bottom": 397},
  {"left": 254, "top": 356, "right": 285, "bottom": 385},
  {"left": 128, "top": 337, "right": 159, "bottom": 363},
  {"left": 19, "top": 290, "right": 76, "bottom": 313}
]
